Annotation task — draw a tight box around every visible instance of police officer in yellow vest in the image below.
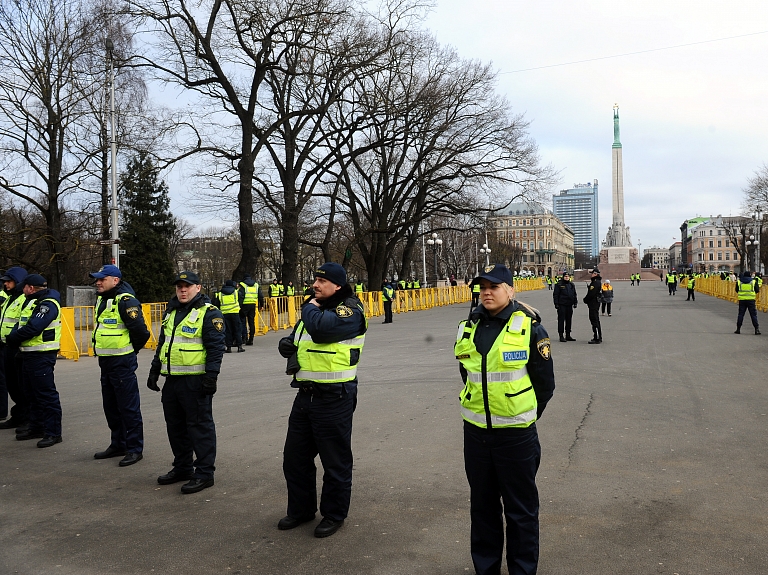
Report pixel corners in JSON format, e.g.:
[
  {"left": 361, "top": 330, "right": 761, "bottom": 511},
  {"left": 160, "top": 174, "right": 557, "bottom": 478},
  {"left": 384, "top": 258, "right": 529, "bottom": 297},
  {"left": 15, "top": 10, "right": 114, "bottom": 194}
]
[
  {"left": 147, "top": 271, "right": 226, "bottom": 494},
  {"left": 213, "top": 280, "right": 244, "bottom": 353},
  {"left": 6, "top": 274, "right": 64, "bottom": 448},
  {"left": 277, "top": 262, "right": 366, "bottom": 538},
  {"left": 89, "top": 265, "right": 151, "bottom": 466},
  {"left": 0, "top": 266, "right": 29, "bottom": 430},
  {"left": 666, "top": 270, "right": 677, "bottom": 295},
  {"left": 238, "top": 274, "right": 261, "bottom": 345},
  {"left": 471, "top": 281, "right": 481, "bottom": 309},
  {"left": 734, "top": 270, "right": 760, "bottom": 335},
  {"left": 686, "top": 273, "right": 696, "bottom": 301},
  {"left": 269, "top": 278, "right": 283, "bottom": 297},
  {"left": 455, "top": 264, "right": 555, "bottom": 575},
  {"left": 381, "top": 280, "right": 395, "bottom": 324}
]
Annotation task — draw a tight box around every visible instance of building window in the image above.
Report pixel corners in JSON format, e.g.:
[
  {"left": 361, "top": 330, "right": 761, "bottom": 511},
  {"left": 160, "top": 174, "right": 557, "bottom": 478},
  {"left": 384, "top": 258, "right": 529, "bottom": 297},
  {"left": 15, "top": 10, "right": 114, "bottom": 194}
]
[
  {"left": 700, "top": 241, "right": 704, "bottom": 248},
  {"left": 725, "top": 240, "right": 730, "bottom": 247},
  {"left": 734, "top": 252, "right": 739, "bottom": 260},
  {"left": 717, "top": 240, "right": 722, "bottom": 247},
  {"left": 718, "top": 230, "right": 722, "bottom": 235},
  {"left": 725, "top": 252, "right": 730, "bottom": 260},
  {"left": 523, "top": 230, "right": 527, "bottom": 237},
  {"left": 717, "top": 252, "right": 722, "bottom": 260},
  {"left": 709, "top": 240, "right": 713, "bottom": 248},
  {"left": 709, "top": 230, "right": 713, "bottom": 236},
  {"left": 709, "top": 252, "right": 714, "bottom": 261}
]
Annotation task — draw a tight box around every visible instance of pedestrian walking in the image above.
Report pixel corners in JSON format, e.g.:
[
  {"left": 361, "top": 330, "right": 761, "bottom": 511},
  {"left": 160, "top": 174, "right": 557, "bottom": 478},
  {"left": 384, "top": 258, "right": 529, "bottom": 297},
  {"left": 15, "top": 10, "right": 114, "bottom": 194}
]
[
  {"left": 277, "top": 263, "right": 366, "bottom": 538},
  {"left": 89, "top": 265, "right": 151, "bottom": 466},
  {"left": 146, "top": 271, "right": 226, "bottom": 494},
  {"left": 600, "top": 279, "right": 614, "bottom": 316},
  {"left": 455, "top": 263, "right": 555, "bottom": 575}
]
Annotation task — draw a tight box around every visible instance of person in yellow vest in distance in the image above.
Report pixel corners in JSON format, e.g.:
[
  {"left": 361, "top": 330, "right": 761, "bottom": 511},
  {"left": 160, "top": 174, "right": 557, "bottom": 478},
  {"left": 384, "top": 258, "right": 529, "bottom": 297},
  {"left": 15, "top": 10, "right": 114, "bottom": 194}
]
[
  {"left": 666, "top": 270, "right": 677, "bottom": 295},
  {"left": 381, "top": 280, "right": 394, "bottom": 323},
  {"left": 734, "top": 270, "right": 760, "bottom": 335},
  {"left": 685, "top": 273, "right": 696, "bottom": 301},
  {"left": 0, "top": 266, "right": 30, "bottom": 430},
  {"left": 146, "top": 271, "right": 226, "bottom": 494},
  {"left": 89, "top": 264, "right": 151, "bottom": 466},
  {"left": 6, "top": 274, "right": 63, "bottom": 448},
  {"left": 238, "top": 275, "right": 261, "bottom": 346},
  {"left": 269, "top": 278, "right": 283, "bottom": 297},
  {"left": 285, "top": 281, "right": 296, "bottom": 296},
  {"left": 413, "top": 278, "right": 420, "bottom": 289},
  {"left": 600, "top": 279, "right": 614, "bottom": 316},
  {"left": 397, "top": 279, "right": 406, "bottom": 290},
  {"left": 471, "top": 281, "right": 481, "bottom": 309},
  {"left": 355, "top": 281, "right": 364, "bottom": 295},
  {"left": 213, "top": 280, "right": 244, "bottom": 353},
  {"left": 455, "top": 263, "right": 555, "bottom": 575}
]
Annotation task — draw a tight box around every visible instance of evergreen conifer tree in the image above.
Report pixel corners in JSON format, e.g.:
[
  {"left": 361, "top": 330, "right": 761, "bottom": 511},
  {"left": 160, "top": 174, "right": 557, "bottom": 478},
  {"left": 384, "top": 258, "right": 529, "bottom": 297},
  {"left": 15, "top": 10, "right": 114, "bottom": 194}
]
[{"left": 119, "top": 153, "right": 176, "bottom": 302}]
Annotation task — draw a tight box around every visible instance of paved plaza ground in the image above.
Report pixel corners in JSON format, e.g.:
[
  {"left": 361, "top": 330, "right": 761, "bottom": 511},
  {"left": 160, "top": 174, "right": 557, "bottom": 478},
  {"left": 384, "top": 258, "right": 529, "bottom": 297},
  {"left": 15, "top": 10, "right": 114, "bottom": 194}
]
[{"left": 1, "top": 280, "right": 766, "bottom": 575}]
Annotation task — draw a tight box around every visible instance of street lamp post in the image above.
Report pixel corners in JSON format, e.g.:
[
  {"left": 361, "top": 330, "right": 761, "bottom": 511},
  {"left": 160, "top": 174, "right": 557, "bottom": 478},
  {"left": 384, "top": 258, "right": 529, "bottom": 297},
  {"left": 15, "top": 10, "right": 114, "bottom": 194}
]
[
  {"left": 754, "top": 208, "right": 763, "bottom": 274},
  {"left": 480, "top": 243, "right": 491, "bottom": 268},
  {"left": 106, "top": 38, "right": 119, "bottom": 267},
  {"left": 426, "top": 232, "right": 442, "bottom": 286}
]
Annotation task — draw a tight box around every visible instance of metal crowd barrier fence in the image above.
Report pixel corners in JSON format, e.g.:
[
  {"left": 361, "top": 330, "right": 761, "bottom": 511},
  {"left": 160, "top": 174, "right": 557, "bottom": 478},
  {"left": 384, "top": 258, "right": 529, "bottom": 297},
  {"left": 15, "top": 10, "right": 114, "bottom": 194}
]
[
  {"left": 57, "top": 279, "right": 547, "bottom": 360},
  {"left": 695, "top": 277, "right": 767, "bottom": 313}
]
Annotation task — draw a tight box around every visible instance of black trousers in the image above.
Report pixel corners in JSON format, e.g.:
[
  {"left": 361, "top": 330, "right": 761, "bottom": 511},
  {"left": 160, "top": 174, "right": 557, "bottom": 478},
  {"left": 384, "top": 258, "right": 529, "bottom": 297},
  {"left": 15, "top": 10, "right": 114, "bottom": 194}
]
[
  {"left": 383, "top": 300, "right": 393, "bottom": 323},
  {"left": 556, "top": 305, "right": 573, "bottom": 336},
  {"left": 22, "top": 351, "right": 61, "bottom": 436},
  {"left": 464, "top": 422, "right": 541, "bottom": 575},
  {"left": 588, "top": 304, "right": 602, "bottom": 339},
  {"left": 223, "top": 313, "right": 242, "bottom": 347},
  {"left": 737, "top": 300, "right": 759, "bottom": 328},
  {"left": 668, "top": 283, "right": 676, "bottom": 294},
  {"left": 686, "top": 288, "right": 695, "bottom": 301},
  {"left": 3, "top": 345, "right": 27, "bottom": 423},
  {"left": 283, "top": 386, "right": 357, "bottom": 522},
  {"left": 161, "top": 375, "right": 216, "bottom": 479},
  {"left": 600, "top": 301, "right": 612, "bottom": 314},
  {"left": 99, "top": 354, "right": 143, "bottom": 454},
  {"left": 0, "top": 343, "right": 6, "bottom": 419},
  {"left": 240, "top": 304, "right": 256, "bottom": 342}
]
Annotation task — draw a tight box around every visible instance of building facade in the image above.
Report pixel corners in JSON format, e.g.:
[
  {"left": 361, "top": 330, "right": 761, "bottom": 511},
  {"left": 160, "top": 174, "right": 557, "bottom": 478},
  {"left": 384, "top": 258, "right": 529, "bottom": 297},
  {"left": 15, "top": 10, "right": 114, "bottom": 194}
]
[
  {"left": 643, "top": 247, "right": 669, "bottom": 269},
  {"left": 686, "top": 217, "right": 747, "bottom": 274},
  {"left": 490, "top": 202, "right": 575, "bottom": 276},
  {"left": 553, "top": 180, "right": 599, "bottom": 258}
]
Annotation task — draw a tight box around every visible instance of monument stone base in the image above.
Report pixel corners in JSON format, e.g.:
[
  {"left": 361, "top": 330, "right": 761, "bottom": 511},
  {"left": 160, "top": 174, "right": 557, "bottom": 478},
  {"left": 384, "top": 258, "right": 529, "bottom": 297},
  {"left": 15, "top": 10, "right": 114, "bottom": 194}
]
[{"left": 573, "top": 247, "right": 641, "bottom": 281}]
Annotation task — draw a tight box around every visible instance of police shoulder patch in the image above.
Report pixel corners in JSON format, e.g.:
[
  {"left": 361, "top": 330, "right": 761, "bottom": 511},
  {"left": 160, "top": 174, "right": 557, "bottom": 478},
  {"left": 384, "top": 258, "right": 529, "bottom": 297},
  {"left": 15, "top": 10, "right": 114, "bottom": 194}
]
[
  {"left": 38, "top": 305, "right": 50, "bottom": 315},
  {"left": 335, "top": 304, "right": 353, "bottom": 317},
  {"left": 212, "top": 318, "right": 224, "bottom": 332},
  {"left": 126, "top": 306, "right": 139, "bottom": 320},
  {"left": 537, "top": 338, "right": 551, "bottom": 360}
]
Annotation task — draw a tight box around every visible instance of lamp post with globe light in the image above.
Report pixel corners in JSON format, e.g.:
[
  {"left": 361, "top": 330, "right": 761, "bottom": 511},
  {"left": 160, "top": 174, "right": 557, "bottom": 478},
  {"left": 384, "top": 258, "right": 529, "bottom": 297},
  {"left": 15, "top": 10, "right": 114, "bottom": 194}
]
[{"left": 426, "top": 232, "right": 442, "bottom": 286}]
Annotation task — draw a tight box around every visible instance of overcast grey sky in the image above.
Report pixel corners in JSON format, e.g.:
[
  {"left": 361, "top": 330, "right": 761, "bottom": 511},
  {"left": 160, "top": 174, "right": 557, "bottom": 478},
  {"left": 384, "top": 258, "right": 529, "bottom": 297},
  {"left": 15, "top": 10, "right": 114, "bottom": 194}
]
[{"left": 424, "top": 0, "right": 768, "bottom": 250}]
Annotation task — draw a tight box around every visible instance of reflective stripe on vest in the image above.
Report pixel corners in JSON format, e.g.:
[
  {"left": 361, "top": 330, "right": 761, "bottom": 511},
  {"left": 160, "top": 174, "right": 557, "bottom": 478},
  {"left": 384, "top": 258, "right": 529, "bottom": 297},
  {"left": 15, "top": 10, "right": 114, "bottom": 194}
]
[
  {"left": 454, "top": 310, "right": 537, "bottom": 429},
  {"left": 93, "top": 293, "right": 134, "bottom": 356},
  {"left": 240, "top": 283, "right": 259, "bottom": 304},
  {"left": 270, "top": 284, "right": 281, "bottom": 296},
  {"left": 18, "top": 298, "right": 61, "bottom": 352},
  {"left": 216, "top": 291, "right": 240, "bottom": 314},
  {"left": 0, "top": 295, "right": 26, "bottom": 343},
  {"left": 159, "top": 305, "right": 211, "bottom": 375}
]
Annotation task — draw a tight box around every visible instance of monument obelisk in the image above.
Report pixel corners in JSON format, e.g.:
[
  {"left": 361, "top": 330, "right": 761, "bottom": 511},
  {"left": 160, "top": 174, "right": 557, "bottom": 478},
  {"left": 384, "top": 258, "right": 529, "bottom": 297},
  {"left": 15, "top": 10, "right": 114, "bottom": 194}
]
[
  {"left": 598, "top": 104, "right": 640, "bottom": 279},
  {"left": 605, "top": 104, "right": 632, "bottom": 247}
]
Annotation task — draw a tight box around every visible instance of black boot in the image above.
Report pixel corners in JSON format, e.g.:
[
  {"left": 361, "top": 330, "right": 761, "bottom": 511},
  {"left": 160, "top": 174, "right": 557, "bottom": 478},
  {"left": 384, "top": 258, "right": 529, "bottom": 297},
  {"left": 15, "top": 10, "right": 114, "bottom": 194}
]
[
  {"left": 559, "top": 334, "right": 566, "bottom": 342},
  {"left": 566, "top": 334, "right": 576, "bottom": 341},
  {"left": 225, "top": 347, "right": 232, "bottom": 353},
  {"left": 756, "top": 328, "right": 761, "bottom": 335},
  {"left": 237, "top": 345, "right": 246, "bottom": 352},
  {"left": 734, "top": 327, "right": 741, "bottom": 334}
]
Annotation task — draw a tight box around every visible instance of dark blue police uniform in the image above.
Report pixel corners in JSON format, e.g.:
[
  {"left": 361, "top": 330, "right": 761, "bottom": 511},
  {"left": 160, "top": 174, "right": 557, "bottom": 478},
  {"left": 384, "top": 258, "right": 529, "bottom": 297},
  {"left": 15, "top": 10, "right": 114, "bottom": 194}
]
[
  {"left": 0, "top": 266, "right": 29, "bottom": 429},
  {"left": 7, "top": 287, "right": 63, "bottom": 442},
  {"left": 149, "top": 291, "right": 225, "bottom": 483},
  {"left": 459, "top": 300, "right": 555, "bottom": 575},
  {"left": 278, "top": 281, "right": 366, "bottom": 533},
  {"left": 93, "top": 282, "right": 150, "bottom": 458}
]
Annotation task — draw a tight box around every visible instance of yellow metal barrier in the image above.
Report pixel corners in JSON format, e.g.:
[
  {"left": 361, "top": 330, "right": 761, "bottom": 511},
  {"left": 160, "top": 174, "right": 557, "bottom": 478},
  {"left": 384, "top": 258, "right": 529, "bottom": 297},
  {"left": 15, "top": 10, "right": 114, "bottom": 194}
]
[
  {"left": 696, "top": 277, "right": 767, "bottom": 312},
  {"left": 55, "top": 280, "right": 546, "bottom": 359}
]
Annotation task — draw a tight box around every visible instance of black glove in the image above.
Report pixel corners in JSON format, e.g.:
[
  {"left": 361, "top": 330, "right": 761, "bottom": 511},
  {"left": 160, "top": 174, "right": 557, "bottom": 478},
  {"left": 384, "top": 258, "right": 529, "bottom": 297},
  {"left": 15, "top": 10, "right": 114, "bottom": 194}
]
[
  {"left": 573, "top": 304, "right": 577, "bottom": 309},
  {"left": 285, "top": 352, "right": 300, "bottom": 376},
  {"left": 202, "top": 376, "right": 217, "bottom": 396},
  {"left": 554, "top": 304, "right": 559, "bottom": 310},
  {"left": 147, "top": 372, "right": 160, "bottom": 392},
  {"left": 278, "top": 336, "right": 297, "bottom": 358}
]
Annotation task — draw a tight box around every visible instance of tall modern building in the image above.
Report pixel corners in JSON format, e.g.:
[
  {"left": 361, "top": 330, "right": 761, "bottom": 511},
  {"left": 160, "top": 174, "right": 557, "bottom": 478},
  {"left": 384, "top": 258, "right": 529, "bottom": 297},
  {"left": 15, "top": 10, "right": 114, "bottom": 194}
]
[{"left": 553, "top": 180, "right": 599, "bottom": 258}]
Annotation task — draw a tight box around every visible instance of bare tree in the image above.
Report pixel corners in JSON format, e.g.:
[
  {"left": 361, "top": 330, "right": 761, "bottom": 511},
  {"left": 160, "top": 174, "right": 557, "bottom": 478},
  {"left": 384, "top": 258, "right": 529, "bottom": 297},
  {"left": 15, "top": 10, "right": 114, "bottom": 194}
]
[
  {"left": 0, "top": 0, "right": 102, "bottom": 300},
  {"left": 326, "top": 34, "right": 555, "bottom": 287}
]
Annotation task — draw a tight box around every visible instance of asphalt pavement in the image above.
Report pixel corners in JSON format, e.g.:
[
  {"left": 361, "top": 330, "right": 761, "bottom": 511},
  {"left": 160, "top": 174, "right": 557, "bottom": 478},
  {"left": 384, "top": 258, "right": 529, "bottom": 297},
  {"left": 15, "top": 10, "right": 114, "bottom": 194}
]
[{"left": 1, "top": 280, "right": 766, "bottom": 575}]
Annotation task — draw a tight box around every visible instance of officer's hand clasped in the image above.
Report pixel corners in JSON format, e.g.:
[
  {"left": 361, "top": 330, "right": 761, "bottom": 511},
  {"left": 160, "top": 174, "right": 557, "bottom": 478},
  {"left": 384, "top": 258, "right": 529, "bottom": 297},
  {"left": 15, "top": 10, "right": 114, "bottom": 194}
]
[{"left": 278, "top": 336, "right": 297, "bottom": 358}]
